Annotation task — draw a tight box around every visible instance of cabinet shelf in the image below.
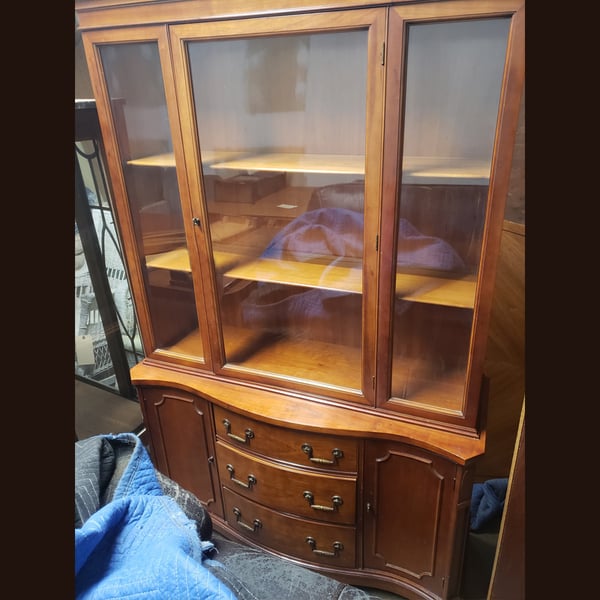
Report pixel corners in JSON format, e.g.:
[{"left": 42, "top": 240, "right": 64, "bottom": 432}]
[
  {"left": 146, "top": 245, "right": 476, "bottom": 308},
  {"left": 127, "top": 150, "right": 246, "bottom": 168},
  {"left": 145, "top": 246, "right": 245, "bottom": 273},
  {"left": 211, "top": 152, "right": 365, "bottom": 175},
  {"left": 161, "top": 323, "right": 466, "bottom": 409},
  {"left": 402, "top": 156, "right": 490, "bottom": 185},
  {"left": 225, "top": 255, "right": 363, "bottom": 294},
  {"left": 225, "top": 327, "right": 363, "bottom": 392},
  {"left": 395, "top": 272, "right": 476, "bottom": 309},
  {"left": 128, "top": 151, "right": 489, "bottom": 184},
  {"left": 145, "top": 247, "right": 191, "bottom": 271}
]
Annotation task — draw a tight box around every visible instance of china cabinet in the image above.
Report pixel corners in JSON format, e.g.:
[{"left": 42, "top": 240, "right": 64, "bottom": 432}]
[{"left": 76, "top": 1, "right": 524, "bottom": 598}]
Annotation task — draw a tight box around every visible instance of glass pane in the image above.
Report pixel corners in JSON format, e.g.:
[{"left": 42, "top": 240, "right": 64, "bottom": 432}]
[
  {"left": 189, "top": 31, "right": 368, "bottom": 390},
  {"left": 391, "top": 18, "right": 510, "bottom": 413},
  {"left": 75, "top": 131, "right": 144, "bottom": 394},
  {"left": 100, "top": 42, "right": 203, "bottom": 358}
]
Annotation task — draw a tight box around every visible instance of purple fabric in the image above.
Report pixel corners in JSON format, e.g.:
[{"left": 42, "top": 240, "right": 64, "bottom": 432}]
[{"left": 263, "top": 207, "right": 465, "bottom": 272}]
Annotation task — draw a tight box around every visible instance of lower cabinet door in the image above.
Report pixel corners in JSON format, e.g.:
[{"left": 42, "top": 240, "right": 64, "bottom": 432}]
[
  {"left": 363, "top": 440, "right": 461, "bottom": 599},
  {"left": 222, "top": 487, "right": 356, "bottom": 568},
  {"left": 139, "top": 386, "right": 223, "bottom": 517}
]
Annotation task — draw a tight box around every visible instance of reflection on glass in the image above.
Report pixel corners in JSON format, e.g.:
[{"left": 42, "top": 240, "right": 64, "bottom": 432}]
[
  {"left": 100, "top": 42, "right": 203, "bottom": 358},
  {"left": 189, "top": 31, "right": 368, "bottom": 389},
  {"left": 391, "top": 18, "right": 510, "bottom": 413}
]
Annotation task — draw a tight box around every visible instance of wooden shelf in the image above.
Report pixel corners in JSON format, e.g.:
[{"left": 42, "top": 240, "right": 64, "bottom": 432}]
[
  {"left": 402, "top": 156, "right": 490, "bottom": 185},
  {"left": 145, "top": 245, "right": 475, "bottom": 308},
  {"left": 210, "top": 152, "right": 365, "bottom": 175},
  {"left": 225, "top": 255, "right": 363, "bottom": 294},
  {"left": 390, "top": 357, "right": 467, "bottom": 413},
  {"left": 154, "top": 323, "right": 363, "bottom": 392},
  {"left": 145, "top": 246, "right": 247, "bottom": 273},
  {"left": 160, "top": 328, "right": 204, "bottom": 356},
  {"left": 146, "top": 247, "right": 191, "bottom": 271},
  {"left": 127, "top": 151, "right": 489, "bottom": 184},
  {"left": 160, "top": 324, "right": 468, "bottom": 407},
  {"left": 395, "top": 272, "right": 476, "bottom": 309},
  {"left": 223, "top": 327, "right": 363, "bottom": 392},
  {"left": 127, "top": 150, "right": 246, "bottom": 168}
]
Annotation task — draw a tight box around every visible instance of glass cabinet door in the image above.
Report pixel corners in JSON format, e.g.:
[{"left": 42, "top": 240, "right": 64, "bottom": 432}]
[
  {"left": 380, "top": 8, "right": 515, "bottom": 421},
  {"left": 171, "top": 10, "right": 385, "bottom": 399},
  {"left": 93, "top": 35, "right": 206, "bottom": 364}
]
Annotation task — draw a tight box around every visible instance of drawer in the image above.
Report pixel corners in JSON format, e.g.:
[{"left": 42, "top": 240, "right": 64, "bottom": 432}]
[
  {"left": 222, "top": 487, "right": 356, "bottom": 568},
  {"left": 214, "top": 405, "right": 358, "bottom": 472},
  {"left": 216, "top": 440, "right": 356, "bottom": 525}
]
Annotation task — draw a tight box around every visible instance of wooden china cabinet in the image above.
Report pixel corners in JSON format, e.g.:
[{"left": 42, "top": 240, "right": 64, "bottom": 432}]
[{"left": 75, "top": 1, "right": 524, "bottom": 598}]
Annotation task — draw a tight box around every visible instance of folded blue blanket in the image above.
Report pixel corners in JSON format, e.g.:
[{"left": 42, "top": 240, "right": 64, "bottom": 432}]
[
  {"left": 470, "top": 478, "right": 508, "bottom": 532},
  {"left": 75, "top": 433, "right": 237, "bottom": 600}
]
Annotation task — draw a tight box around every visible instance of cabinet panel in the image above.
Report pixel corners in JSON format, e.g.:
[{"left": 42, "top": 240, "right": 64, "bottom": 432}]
[
  {"left": 222, "top": 487, "right": 357, "bottom": 568},
  {"left": 216, "top": 441, "right": 356, "bottom": 525},
  {"left": 140, "top": 386, "right": 223, "bottom": 517},
  {"left": 363, "top": 440, "right": 459, "bottom": 598}
]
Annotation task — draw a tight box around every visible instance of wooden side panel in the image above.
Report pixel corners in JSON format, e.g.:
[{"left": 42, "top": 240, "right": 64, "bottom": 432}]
[
  {"left": 139, "top": 386, "right": 223, "bottom": 517},
  {"left": 487, "top": 402, "right": 525, "bottom": 599},
  {"left": 478, "top": 221, "right": 525, "bottom": 479}
]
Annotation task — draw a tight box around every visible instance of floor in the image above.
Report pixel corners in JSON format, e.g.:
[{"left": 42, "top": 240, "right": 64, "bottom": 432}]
[
  {"left": 75, "top": 377, "right": 144, "bottom": 440},
  {"left": 75, "top": 378, "right": 495, "bottom": 600}
]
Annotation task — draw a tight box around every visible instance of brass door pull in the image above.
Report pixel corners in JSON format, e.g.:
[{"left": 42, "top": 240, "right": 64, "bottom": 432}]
[
  {"left": 226, "top": 464, "right": 257, "bottom": 489},
  {"left": 303, "top": 491, "right": 343, "bottom": 512}
]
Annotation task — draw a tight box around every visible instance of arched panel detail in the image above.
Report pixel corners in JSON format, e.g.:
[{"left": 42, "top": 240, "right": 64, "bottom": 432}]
[
  {"left": 140, "top": 387, "right": 223, "bottom": 516},
  {"left": 370, "top": 447, "right": 445, "bottom": 579}
]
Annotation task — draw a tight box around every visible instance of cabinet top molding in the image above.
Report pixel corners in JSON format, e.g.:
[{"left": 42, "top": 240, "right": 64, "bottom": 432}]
[{"left": 75, "top": 0, "right": 524, "bottom": 31}]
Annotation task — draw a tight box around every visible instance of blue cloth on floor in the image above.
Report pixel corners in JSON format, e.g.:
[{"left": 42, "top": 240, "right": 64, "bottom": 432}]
[
  {"left": 470, "top": 478, "right": 508, "bottom": 532},
  {"left": 75, "top": 433, "right": 237, "bottom": 600}
]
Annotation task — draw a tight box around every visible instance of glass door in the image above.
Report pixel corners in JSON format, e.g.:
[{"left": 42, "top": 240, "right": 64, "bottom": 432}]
[
  {"left": 379, "top": 1, "right": 523, "bottom": 428},
  {"left": 84, "top": 28, "right": 211, "bottom": 368},
  {"left": 171, "top": 9, "right": 386, "bottom": 402}
]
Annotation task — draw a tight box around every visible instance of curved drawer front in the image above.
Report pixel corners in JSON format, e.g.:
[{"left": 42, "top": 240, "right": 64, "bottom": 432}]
[
  {"left": 216, "top": 441, "right": 356, "bottom": 525},
  {"left": 222, "top": 487, "right": 357, "bottom": 568},
  {"left": 214, "top": 405, "right": 358, "bottom": 473}
]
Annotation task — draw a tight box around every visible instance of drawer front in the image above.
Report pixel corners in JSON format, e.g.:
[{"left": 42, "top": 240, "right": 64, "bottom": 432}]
[
  {"left": 216, "top": 441, "right": 356, "bottom": 525},
  {"left": 222, "top": 487, "right": 356, "bottom": 568},
  {"left": 214, "top": 405, "right": 358, "bottom": 472}
]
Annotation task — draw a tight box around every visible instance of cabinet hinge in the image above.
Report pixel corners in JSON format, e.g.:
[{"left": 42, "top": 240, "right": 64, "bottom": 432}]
[
  {"left": 372, "top": 375, "right": 376, "bottom": 390},
  {"left": 442, "top": 576, "right": 446, "bottom": 589},
  {"left": 380, "top": 41, "right": 385, "bottom": 65},
  {"left": 375, "top": 234, "right": 379, "bottom": 251},
  {"left": 453, "top": 476, "right": 456, "bottom": 490}
]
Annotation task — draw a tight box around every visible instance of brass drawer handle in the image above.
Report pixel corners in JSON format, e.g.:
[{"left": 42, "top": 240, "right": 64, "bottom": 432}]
[
  {"left": 232, "top": 507, "right": 262, "bottom": 533},
  {"left": 226, "top": 464, "right": 257, "bottom": 489},
  {"left": 223, "top": 418, "right": 255, "bottom": 444},
  {"left": 306, "top": 536, "right": 344, "bottom": 557},
  {"left": 303, "top": 491, "right": 343, "bottom": 512},
  {"left": 301, "top": 443, "right": 344, "bottom": 465}
]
